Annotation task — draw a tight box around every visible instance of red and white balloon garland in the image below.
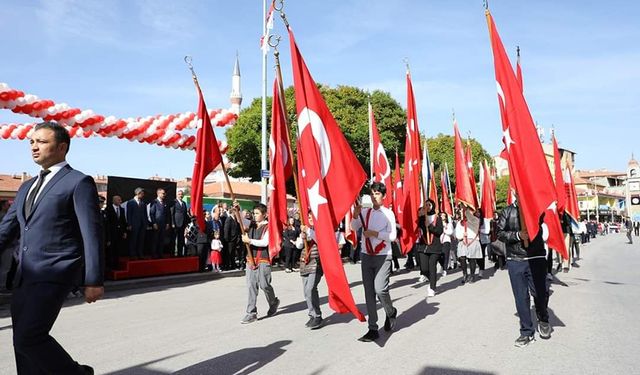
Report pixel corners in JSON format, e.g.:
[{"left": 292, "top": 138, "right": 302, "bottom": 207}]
[{"left": 0, "top": 83, "right": 235, "bottom": 152}]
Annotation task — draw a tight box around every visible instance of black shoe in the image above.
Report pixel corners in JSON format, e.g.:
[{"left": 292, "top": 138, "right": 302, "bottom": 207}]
[
  {"left": 267, "top": 298, "right": 280, "bottom": 317},
  {"left": 538, "top": 321, "right": 552, "bottom": 339},
  {"left": 384, "top": 307, "right": 398, "bottom": 332},
  {"left": 309, "top": 317, "right": 324, "bottom": 330},
  {"left": 571, "top": 263, "right": 580, "bottom": 268},
  {"left": 358, "top": 329, "right": 379, "bottom": 342},
  {"left": 514, "top": 334, "right": 535, "bottom": 347},
  {"left": 80, "top": 365, "right": 94, "bottom": 375},
  {"left": 461, "top": 276, "right": 467, "bottom": 285},
  {"left": 305, "top": 317, "right": 314, "bottom": 328}
]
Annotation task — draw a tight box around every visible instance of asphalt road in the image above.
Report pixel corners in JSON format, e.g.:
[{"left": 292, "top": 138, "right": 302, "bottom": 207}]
[{"left": 0, "top": 232, "right": 638, "bottom": 374}]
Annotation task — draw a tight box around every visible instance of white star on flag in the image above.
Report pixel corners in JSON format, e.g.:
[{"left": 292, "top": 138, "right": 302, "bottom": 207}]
[
  {"left": 307, "top": 179, "right": 327, "bottom": 219},
  {"left": 503, "top": 127, "right": 515, "bottom": 152}
]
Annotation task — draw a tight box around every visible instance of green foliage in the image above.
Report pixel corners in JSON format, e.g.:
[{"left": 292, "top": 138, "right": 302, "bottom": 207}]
[
  {"left": 425, "top": 133, "right": 492, "bottom": 192},
  {"left": 225, "top": 84, "right": 407, "bottom": 182},
  {"left": 495, "top": 175, "right": 510, "bottom": 212}
]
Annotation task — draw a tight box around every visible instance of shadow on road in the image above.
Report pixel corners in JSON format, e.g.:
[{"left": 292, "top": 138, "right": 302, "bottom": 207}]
[
  {"left": 418, "top": 366, "right": 496, "bottom": 374},
  {"left": 104, "top": 341, "right": 291, "bottom": 375},
  {"left": 374, "top": 300, "right": 440, "bottom": 348}
]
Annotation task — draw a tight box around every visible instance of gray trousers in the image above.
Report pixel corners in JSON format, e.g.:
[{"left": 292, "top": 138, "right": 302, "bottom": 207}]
[
  {"left": 301, "top": 266, "right": 324, "bottom": 318},
  {"left": 246, "top": 263, "right": 277, "bottom": 314},
  {"left": 361, "top": 253, "right": 394, "bottom": 330}
]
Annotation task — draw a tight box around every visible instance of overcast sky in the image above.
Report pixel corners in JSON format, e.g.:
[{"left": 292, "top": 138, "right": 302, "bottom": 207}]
[{"left": 1, "top": 0, "right": 638, "bottom": 178}]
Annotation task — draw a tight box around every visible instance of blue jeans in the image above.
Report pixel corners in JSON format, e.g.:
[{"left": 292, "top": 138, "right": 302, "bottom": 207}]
[{"left": 507, "top": 258, "right": 549, "bottom": 336}]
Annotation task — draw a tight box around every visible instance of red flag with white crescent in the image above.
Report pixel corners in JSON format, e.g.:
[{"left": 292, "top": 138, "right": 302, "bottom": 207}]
[
  {"left": 289, "top": 27, "right": 366, "bottom": 321},
  {"left": 486, "top": 10, "right": 567, "bottom": 259},
  {"left": 191, "top": 87, "right": 223, "bottom": 232},
  {"left": 400, "top": 72, "right": 421, "bottom": 253},
  {"left": 369, "top": 102, "right": 393, "bottom": 207},
  {"left": 267, "top": 76, "right": 293, "bottom": 260}
]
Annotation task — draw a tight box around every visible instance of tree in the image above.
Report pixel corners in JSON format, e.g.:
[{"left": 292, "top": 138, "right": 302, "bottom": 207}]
[
  {"left": 225, "top": 84, "right": 407, "bottom": 183},
  {"left": 425, "top": 133, "right": 492, "bottom": 192},
  {"left": 495, "top": 175, "right": 510, "bottom": 212}
]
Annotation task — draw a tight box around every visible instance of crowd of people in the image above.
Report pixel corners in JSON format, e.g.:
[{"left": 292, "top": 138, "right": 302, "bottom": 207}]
[{"left": 0, "top": 122, "right": 638, "bottom": 374}]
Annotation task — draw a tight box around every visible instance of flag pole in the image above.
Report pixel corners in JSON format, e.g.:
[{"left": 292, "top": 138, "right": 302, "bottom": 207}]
[
  {"left": 260, "top": 0, "right": 269, "bottom": 204},
  {"left": 368, "top": 100, "right": 374, "bottom": 181},
  {"left": 184, "top": 55, "right": 256, "bottom": 268},
  {"left": 271, "top": 35, "right": 311, "bottom": 260}
]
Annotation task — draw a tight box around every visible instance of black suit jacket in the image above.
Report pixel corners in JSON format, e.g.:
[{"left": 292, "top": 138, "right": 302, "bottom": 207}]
[
  {"left": 171, "top": 199, "right": 189, "bottom": 228},
  {"left": 0, "top": 164, "right": 104, "bottom": 287},
  {"left": 149, "top": 199, "right": 170, "bottom": 226},
  {"left": 126, "top": 198, "right": 148, "bottom": 230},
  {"left": 105, "top": 204, "right": 127, "bottom": 242}
]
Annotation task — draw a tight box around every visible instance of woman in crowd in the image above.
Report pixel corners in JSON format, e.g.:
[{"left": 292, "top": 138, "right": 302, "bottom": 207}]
[
  {"left": 417, "top": 199, "right": 443, "bottom": 298},
  {"left": 282, "top": 217, "right": 299, "bottom": 273},
  {"left": 439, "top": 212, "right": 454, "bottom": 275},
  {"left": 455, "top": 204, "right": 482, "bottom": 284}
]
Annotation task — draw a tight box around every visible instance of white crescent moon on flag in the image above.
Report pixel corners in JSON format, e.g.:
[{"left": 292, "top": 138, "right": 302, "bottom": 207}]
[
  {"left": 280, "top": 140, "right": 289, "bottom": 167},
  {"left": 298, "top": 107, "right": 331, "bottom": 178},
  {"left": 376, "top": 143, "right": 391, "bottom": 180},
  {"left": 496, "top": 81, "right": 506, "bottom": 108}
]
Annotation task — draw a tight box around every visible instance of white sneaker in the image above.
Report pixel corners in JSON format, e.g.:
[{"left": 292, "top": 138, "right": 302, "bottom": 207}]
[
  {"left": 418, "top": 275, "right": 427, "bottom": 283},
  {"left": 427, "top": 288, "right": 435, "bottom": 297}
]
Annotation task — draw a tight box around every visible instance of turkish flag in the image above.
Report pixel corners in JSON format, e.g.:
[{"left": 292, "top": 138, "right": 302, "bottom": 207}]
[
  {"left": 441, "top": 170, "right": 453, "bottom": 216},
  {"left": 400, "top": 72, "right": 421, "bottom": 253},
  {"left": 486, "top": 10, "right": 567, "bottom": 259},
  {"left": 421, "top": 140, "right": 438, "bottom": 212},
  {"left": 480, "top": 160, "right": 495, "bottom": 219},
  {"left": 267, "top": 76, "right": 293, "bottom": 261},
  {"left": 552, "top": 136, "right": 566, "bottom": 215},
  {"left": 392, "top": 152, "right": 404, "bottom": 222},
  {"left": 288, "top": 28, "right": 366, "bottom": 321},
  {"left": 369, "top": 102, "right": 393, "bottom": 208},
  {"left": 465, "top": 141, "right": 479, "bottom": 208},
  {"left": 454, "top": 120, "right": 476, "bottom": 209},
  {"left": 191, "top": 87, "right": 223, "bottom": 232},
  {"left": 564, "top": 163, "right": 580, "bottom": 221}
]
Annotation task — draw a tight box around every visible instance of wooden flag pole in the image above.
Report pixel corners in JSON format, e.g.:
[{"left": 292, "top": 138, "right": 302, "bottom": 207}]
[
  {"left": 184, "top": 55, "right": 256, "bottom": 269},
  {"left": 271, "top": 38, "right": 311, "bottom": 261}
]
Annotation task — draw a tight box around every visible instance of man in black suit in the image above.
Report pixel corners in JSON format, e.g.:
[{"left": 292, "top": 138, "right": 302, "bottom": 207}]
[
  {"left": 171, "top": 189, "right": 190, "bottom": 257},
  {"left": 224, "top": 206, "right": 242, "bottom": 269},
  {"left": 149, "top": 188, "right": 171, "bottom": 258},
  {"left": 0, "top": 121, "right": 103, "bottom": 374},
  {"left": 126, "top": 187, "right": 147, "bottom": 259},
  {"left": 105, "top": 195, "right": 127, "bottom": 270}
]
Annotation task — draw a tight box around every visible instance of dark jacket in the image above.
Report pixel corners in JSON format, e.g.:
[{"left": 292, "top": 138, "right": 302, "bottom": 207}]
[
  {"left": 105, "top": 204, "right": 127, "bottom": 243},
  {"left": 170, "top": 199, "right": 189, "bottom": 228},
  {"left": 496, "top": 203, "right": 545, "bottom": 260},
  {"left": 299, "top": 228, "right": 320, "bottom": 275},
  {"left": 0, "top": 165, "right": 104, "bottom": 287},
  {"left": 126, "top": 198, "right": 148, "bottom": 230},
  {"left": 417, "top": 214, "right": 443, "bottom": 254},
  {"left": 224, "top": 215, "right": 240, "bottom": 243},
  {"left": 149, "top": 199, "right": 170, "bottom": 227}
]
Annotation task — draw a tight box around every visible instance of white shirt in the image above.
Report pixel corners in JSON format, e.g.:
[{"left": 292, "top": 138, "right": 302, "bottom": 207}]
[
  {"left": 351, "top": 206, "right": 397, "bottom": 256},
  {"left": 441, "top": 221, "right": 454, "bottom": 243},
  {"left": 27, "top": 161, "right": 68, "bottom": 203}
]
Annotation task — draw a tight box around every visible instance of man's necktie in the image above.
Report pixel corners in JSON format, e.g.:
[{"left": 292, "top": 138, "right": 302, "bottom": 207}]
[{"left": 24, "top": 169, "right": 51, "bottom": 217}]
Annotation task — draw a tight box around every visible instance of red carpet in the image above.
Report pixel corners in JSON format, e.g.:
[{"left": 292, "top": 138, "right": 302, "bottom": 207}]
[{"left": 107, "top": 257, "right": 200, "bottom": 280}]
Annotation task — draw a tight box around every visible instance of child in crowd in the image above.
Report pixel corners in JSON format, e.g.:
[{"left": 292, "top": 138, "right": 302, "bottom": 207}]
[{"left": 210, "top": 230, "right": 223, "bottom": 272}]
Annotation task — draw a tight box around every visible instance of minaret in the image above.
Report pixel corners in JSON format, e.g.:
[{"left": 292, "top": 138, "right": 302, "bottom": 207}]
[{"left": 230, "top": 53, "right": 242, "bottom": 114}]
